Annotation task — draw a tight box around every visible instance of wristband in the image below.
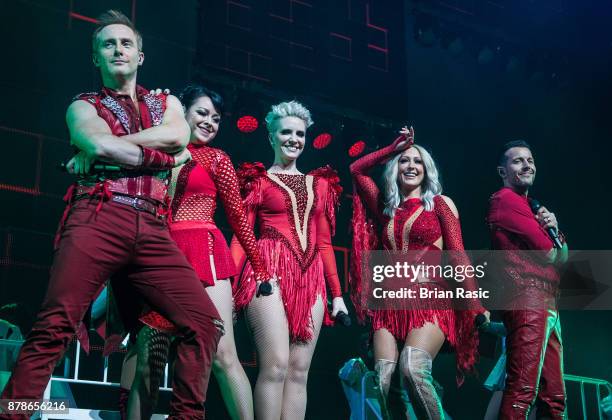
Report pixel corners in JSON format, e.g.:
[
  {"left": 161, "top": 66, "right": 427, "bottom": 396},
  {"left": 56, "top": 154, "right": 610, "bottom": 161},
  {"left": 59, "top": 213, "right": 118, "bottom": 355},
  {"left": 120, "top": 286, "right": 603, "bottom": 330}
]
[{"left": 139, "top": 146, "right": 176, "bottom": 170}]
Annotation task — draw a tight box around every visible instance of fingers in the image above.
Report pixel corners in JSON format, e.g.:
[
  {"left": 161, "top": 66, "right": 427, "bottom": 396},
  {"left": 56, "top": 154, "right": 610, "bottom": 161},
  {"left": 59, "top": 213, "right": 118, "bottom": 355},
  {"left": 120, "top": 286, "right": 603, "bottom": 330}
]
[
  {"left": 543, "top": 218, "right": 557, "bottom": 230},
  {"left": 173, "top": 149, "right": 192, "bottom": 166},
  {"left": 484, "top": 310, "right": 491, "bottom": 323},
  {"left": 149, "top": 88, "right": 171, "bottom": 96},
  {"left": 537, "top": 210, "right": 557, "bottom": 229},
  {"left": 66, "top": 158, "right": 76, "bottom": 175},
  {"left": 536, "top": 207, "right": 548, "bottom": 217},
  {"left": 331, "top": 297, "right": 348, "bottom": 318}
]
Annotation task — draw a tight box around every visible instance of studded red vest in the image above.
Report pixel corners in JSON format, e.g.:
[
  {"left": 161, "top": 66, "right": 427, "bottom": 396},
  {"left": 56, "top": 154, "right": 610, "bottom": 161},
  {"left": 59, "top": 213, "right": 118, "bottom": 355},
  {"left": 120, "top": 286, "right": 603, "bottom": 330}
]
[{"left": 71, "top": 85, "right": 169, "bottom": 202}]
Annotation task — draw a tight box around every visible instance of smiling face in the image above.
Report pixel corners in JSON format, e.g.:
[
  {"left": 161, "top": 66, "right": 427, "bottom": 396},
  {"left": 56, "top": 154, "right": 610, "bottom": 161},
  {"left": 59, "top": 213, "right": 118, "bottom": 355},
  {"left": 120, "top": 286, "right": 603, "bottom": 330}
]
[
  {"left": 397, "top": 147, "right": 425, "bottom": 193},
  {"left": 185, "top": 95, "right": 221, "bottom": 145},
  {"left": 499, "top": 146, "right": 536, "bottom": 191},
  {"left": 269, "top": 116, "right": 306, "bottom": 163},
  {"left": 93, "top": 24, "right": 143, "bottom": 80}
]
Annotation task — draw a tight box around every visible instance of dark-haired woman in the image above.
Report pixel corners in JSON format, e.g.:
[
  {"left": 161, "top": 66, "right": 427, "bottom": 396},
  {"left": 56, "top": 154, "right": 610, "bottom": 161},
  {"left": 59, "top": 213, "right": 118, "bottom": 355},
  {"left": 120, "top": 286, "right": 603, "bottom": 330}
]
[{"left": 118, "top": 85, "right": 270, "bottom": 419}]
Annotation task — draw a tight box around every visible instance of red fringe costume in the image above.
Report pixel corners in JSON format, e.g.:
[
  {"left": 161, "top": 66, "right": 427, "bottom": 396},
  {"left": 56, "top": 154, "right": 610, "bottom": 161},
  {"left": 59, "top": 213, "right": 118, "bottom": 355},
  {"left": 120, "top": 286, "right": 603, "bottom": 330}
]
[
  {"left": 140, "top": 144, "right": 270, "bottom": 332},
  {"left": 349, "top": 135, "right": 484, "bottom": 381},
  {"left": 230, "top": 163, "right": 343, "bottom": 343}
]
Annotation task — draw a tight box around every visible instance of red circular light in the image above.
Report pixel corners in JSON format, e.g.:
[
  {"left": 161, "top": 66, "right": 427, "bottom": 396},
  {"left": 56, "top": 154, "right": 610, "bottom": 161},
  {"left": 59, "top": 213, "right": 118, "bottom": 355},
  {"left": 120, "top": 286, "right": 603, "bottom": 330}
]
[
  {"left": 237, "top": 115, "right": 259, "bottom": 133},
  {"left": 348, "top": 140, "right": 366, "bottom": 157},
  {"left": 313, "top": 133, "right": 332, "bottom": 149}
]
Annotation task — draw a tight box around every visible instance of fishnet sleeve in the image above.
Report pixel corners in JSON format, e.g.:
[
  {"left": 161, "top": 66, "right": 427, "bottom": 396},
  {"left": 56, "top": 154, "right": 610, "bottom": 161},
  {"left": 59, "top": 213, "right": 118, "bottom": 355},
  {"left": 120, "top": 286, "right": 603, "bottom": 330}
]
[
  {"left": 349, "top": 136, "right": 406, "bottom": 222},
  {"left": 435, "top": 196, "right": 484, "bottom": 312},
  {"left": 215, "top": 152, "right": 270, "bottom": 282}
]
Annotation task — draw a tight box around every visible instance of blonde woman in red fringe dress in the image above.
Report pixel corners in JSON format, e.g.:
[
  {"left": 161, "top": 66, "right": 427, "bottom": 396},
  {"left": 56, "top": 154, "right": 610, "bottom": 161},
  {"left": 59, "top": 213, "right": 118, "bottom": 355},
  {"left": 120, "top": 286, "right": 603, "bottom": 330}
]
[
  {"left": 349, "top": 126, "right": 488, "bottom": 419},
  {"left": 119, "top": 85, "right": 271, "bottom": 420},
  {"left": 230, "top": 100, "right": 349, "bottom": 420}
]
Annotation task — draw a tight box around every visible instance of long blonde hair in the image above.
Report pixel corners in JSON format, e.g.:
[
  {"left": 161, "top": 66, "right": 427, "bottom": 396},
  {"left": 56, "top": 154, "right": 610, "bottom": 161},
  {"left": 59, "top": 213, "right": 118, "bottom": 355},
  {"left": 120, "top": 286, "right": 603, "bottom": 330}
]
[{"left": 381, "top": 144, "right": 442, "bottom": 216}]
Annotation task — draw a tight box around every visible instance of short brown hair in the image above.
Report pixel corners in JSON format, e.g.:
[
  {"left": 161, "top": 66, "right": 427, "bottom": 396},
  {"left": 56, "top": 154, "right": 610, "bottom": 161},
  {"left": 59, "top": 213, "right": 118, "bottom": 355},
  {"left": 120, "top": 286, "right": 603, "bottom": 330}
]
[{"left": 92, "top": 10, "right": 142, "bottom": 51}]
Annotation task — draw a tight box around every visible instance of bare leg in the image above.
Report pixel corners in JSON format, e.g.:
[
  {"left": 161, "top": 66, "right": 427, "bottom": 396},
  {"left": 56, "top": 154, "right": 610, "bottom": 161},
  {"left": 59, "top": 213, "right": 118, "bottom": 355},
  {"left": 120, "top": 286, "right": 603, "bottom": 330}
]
[
  {"left": 246, "top": 285, "right": 290, "bottom": 420},
  {"left": 208, "top": 278, "right": 254, "bottom": 420},
  {"left": 400, "top": 322, "right": 446, "bottom": 420},
  {"left": 280, "top": 296, "right": 325, "bottom": 420}
]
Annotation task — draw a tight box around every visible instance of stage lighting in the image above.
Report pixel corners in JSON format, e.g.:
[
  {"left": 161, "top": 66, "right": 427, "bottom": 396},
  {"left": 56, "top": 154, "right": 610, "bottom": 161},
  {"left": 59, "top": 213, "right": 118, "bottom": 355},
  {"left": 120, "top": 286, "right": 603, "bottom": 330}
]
[
  {"left": 313, "top": 133, "right": 332, "bottom": 149},
  {"left": 237, "top": 115, "right": 259, "bottom": 133},
  {"left": 348, "top": 141, "right": 366, "bottom": 157}
]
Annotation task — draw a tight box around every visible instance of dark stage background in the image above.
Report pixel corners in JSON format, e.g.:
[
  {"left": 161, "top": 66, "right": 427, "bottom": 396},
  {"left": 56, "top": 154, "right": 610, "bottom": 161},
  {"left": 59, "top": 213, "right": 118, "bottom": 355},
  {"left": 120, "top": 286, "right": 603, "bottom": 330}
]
[{"left": 1, "top": 0, "right": 611, "bottom": 418}]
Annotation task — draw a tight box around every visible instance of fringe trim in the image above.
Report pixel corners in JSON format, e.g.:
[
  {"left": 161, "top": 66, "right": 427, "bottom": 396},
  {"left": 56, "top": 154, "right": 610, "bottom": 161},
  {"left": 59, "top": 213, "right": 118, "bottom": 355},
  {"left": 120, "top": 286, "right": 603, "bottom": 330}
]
[
  {"left": 349, "top": 183, "right": 380, "bottom": 323},
  {"left": 309, "top": 166, "right": 342, "bottom": 236},
  {"left": 233, "top": 238, "right": 331, "bottom": 343},
  {"left": 371, "top": 309, "right": 457, "bottom": 346},
  {"left": 236, "top": 162, "right": 266, "bottom": 212}
]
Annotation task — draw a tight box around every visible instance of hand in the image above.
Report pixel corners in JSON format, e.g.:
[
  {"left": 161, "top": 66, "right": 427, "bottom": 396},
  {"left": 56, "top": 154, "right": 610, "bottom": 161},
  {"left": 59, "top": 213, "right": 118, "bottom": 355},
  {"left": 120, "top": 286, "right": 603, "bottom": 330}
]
[
  {"left": 482, "top": 310, "right": 491, "bottom": 323},
  {"left": 172, "top": 148, "right": 192, "bottom": 167},
  {"left": 150, "top": 88, "right": 170, "bottom": 96},
  {"left": 331, "top": 297, "right": 349, "bottom": 318},
  {"left": 65, "top": 151, "right": 94, "bottom": 175},
  {"left": 394, "top": 125, "right": 415, "bottom": 151},
  {"left": 535, "top": 206, "right": 558, "bottom": 231},
  {"left": 256, "top": 278, "right": 275, "bottom": 297}
]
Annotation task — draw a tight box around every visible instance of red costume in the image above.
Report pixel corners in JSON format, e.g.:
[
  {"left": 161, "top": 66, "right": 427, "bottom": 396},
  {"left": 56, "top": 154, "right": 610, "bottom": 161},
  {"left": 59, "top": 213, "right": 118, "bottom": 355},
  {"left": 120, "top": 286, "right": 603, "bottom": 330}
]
[
  {"left": 230, "top": 163, "right": 343, "bottom": 343},
  {"left": 0, "top": 86, "right": 221, "bottom": 420},
  {"left": 488, "top": 187, "right": 566, "bottom": 419},
  {"left": 139, "top": 143, "right": 270, "bottom": 331},
  {"left": 349, "top": 136, "right": 482, "bottom": 378}
]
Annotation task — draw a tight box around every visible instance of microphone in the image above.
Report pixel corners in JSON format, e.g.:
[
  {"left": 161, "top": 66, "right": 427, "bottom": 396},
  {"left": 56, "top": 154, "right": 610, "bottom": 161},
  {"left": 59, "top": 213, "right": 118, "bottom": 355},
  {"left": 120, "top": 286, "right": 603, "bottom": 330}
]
[
  {"left": 58, "top": 161, "right": 122, "bottom": 172},
  {"left": 256, "top": 281, "right": 273, "bottom": 297},
  {"left": 529, "top": 199, "right": 563, "bottom": 249},
  {"left": 474, "top": 313, "right": 507, "bottom": 337},
  {"left": 335, "top": 311, "right": 351, "bottom": 327}
]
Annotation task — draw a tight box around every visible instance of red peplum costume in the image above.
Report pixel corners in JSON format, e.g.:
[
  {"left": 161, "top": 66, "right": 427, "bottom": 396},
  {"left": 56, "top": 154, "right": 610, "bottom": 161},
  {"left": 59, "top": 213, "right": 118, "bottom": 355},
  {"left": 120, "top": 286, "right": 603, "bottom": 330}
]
[
  {"left": 140, "top": 144, "right": 270, "bottom": 332},
  {"left": 349, "top": 136, "right": 483, "bottom": 378},
  {"left": 230, "top": 163, "right": 343, "bottom": 343}
]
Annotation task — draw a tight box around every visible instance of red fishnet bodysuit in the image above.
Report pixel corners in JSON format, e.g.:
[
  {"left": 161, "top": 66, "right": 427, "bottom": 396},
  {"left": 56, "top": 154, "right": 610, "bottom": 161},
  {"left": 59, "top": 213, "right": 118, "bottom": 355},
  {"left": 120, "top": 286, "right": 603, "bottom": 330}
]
[
  {"left": 140, "top": 144, "right": 269, "bottom": 331},
  {"left": 230, "top": 164, "right": 342, "bottom": 343},
  {"left": 350, "top": 135, "right": 483, "bottom": 378}
]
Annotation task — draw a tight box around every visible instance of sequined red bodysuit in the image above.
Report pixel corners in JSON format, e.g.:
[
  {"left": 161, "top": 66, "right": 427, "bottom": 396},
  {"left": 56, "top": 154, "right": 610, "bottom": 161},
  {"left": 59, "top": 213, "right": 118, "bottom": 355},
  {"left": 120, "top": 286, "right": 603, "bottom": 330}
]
[
  {"left": 350, "top": 135, "right": 482, "bottom": 378},
  {"left": 231, "top": 163, "right": 342, "bottom": 343}
]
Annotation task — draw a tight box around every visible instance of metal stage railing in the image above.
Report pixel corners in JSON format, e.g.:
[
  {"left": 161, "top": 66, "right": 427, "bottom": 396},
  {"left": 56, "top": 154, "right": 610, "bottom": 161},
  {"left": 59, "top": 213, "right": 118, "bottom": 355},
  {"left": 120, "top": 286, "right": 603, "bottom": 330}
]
[
  {"left": 40, "top": 339, "right": 171, "bottom": 419},
  {"left": 1, "top": 337, "right": 610, "bottom": 419},
  {"left": 564, "top": 374, "right": 612, "bottom": 420}
]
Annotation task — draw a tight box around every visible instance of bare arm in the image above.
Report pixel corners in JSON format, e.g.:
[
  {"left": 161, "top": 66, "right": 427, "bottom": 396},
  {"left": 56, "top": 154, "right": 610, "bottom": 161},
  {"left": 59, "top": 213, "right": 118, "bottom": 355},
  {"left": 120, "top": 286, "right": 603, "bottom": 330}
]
[
  {"left": 121, "top": 95, "right": 190, "bottom": 152},
  {"left": 66, "top": 100, "right": 142, "bottom": 167},
  {"left": 66, "top": 100, "right": 191, "bottom": 174}
]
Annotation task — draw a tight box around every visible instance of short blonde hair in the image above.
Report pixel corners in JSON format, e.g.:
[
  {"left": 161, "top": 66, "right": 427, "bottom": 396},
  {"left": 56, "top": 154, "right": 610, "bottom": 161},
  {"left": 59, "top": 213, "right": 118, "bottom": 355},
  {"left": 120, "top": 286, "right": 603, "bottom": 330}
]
[{"left": 265, "top": 100, "right": 313, "bottom": 134}]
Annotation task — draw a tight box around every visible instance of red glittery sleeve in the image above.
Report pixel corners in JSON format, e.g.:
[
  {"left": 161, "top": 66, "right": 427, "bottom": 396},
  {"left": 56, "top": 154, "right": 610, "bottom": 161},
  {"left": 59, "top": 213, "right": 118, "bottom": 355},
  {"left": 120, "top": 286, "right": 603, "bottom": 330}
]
[
  {"left": 230, "top": 162, "right": 266, "bottom": 278},
  {"left": 434, "top": 195, "right": 482, "bottom": 382},
  {"left": 310, "top": 167, "right": 343, "bottom": 298},
  {"left": 348, "top": 136, "right": 406, "bottom": 320},
  {"left": 215, "top": 154, "right": 269, "bottom": 282},
  {"left": 434, "top": 195, "right": 484, "bottom": 311},
  {"left": 349, "top": 135, "right": 408, "bottom": 222}
]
